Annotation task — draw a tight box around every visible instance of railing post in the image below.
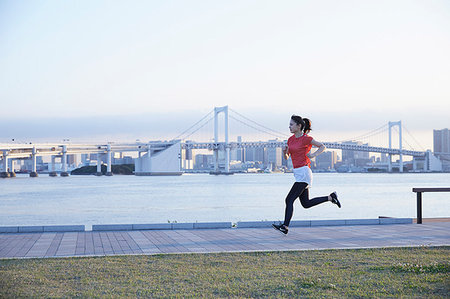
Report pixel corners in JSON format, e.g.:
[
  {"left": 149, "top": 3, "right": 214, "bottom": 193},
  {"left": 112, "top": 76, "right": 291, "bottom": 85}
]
[{"left": 417, "top": 192, "right": 422, "bottom": 224}]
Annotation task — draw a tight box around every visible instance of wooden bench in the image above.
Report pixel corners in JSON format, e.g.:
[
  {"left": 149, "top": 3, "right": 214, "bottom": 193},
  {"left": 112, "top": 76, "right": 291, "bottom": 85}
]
[{"left": 412, "top": 187, "right": 450, "bottom": 224}]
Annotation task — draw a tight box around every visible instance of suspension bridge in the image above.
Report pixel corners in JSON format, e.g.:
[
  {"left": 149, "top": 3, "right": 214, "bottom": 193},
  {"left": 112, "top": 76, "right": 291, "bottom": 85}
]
[{"left": 0, "top": 106, "right": 441, "bottom": 177}]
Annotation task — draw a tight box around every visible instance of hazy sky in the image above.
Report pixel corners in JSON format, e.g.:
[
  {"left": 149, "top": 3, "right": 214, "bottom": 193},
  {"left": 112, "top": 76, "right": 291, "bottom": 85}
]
[{"left": 1, "top": 0, "right": 449, "bottom": 149}]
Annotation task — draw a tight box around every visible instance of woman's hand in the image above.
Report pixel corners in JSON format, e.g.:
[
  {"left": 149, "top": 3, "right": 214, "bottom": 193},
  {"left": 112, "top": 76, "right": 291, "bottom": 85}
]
[
  {"left": 282, "top": 145, "right": 289, "bottom": 160},
  {"left": 309, "top": 139, "right": 326, "bottom": 158}
]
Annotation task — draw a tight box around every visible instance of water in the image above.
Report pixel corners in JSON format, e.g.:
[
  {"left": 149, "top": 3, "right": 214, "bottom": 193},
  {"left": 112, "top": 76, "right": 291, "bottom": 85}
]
[{"left": 1, "top": 173, "right": 449, "bottom": 228}]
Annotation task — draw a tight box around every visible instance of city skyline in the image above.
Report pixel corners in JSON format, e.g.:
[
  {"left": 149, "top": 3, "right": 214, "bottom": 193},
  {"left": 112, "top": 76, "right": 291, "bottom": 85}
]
[{"left": 1, "top": 0, "right": 449, "bottom": 149}]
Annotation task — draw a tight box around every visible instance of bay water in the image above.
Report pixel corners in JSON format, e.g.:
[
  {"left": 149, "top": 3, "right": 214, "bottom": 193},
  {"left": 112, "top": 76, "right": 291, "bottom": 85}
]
[{"left": 1, "top": 173, "right": 449, "bottom": 229}]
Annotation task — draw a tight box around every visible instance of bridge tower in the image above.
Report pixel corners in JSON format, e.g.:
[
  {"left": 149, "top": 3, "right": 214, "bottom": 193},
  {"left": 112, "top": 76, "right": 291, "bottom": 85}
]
[
  {"left": 213, "top": 106, "right": 231, "bottom": 174},
  {"left": 388, "top": 121, "right": 403, "bottom": 173}
]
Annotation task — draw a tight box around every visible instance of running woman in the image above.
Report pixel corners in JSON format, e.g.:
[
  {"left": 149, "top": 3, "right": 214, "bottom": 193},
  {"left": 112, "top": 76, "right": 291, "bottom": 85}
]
[{"left": 272, "top": 115, "right": 341, "bottom": 235}]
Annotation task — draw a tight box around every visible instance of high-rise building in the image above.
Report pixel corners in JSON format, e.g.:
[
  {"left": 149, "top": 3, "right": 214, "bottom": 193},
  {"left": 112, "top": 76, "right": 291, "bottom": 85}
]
[
  {"left": 254, "top": 147, "right": 266, "bottom": 164},
  {"left": 245, "top": 148, "right": 255, "bottom": 162},
  {"left": 434, "top": 128, "right": 450, "bottom": 154},
  {"left": 315, "top": 151, "right": 337, "bottom": 170},
  {"left": 267, "top": 140, "right": 282, "bottom": 168},
  {"left": 434, "top": 128, "right": 450, "bottom": 172},
  {"left": 194, "top": 154, "right": 213, "bottom": 170},
  {"left": 341, "top": 141, "right": 369, "bottom": 166},
  {"left": 236, "top": 136, "right": 244, "bottom": 162},
  {"left": 67, "top": 154, "right": 78, "bottom": 167}
]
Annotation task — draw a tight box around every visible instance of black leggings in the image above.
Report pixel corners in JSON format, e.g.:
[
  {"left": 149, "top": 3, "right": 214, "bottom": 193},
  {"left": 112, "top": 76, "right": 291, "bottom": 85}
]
[{"left": 283, "top": 182, "right": 328, "bottom": 226}]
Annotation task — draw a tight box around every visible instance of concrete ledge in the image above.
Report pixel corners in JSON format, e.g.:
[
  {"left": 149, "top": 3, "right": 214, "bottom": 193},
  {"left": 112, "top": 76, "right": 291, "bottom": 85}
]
[
  {"left": 43, "top": 225, "right": 85, "bottom": 232},
  {"left": 132, "top": 223, "right": 172, "bottom": 230},
  {"left": 193, "top": 222, "right": 232, "bottom": 229},
  {"left": 92, "top": 224, "right": 133, "bottom": 231},
  {"left": 172, "top": 223, "right": 195, "bottom": 230},
  {"left": 0, "top": 218, "right": 415, "bottom": 234},
  {"left": 18, "top": 226, "right": 44, "bottom": 233},
  {"left": 345, "top": 219, "right": 380, "bottom": 225},
  {"left": 236, "top": 221, "right": 273, "bottom": 228},
  {"left": 135, "top": 172, "right": 183, "bottom": 176},
  {"left": 290, "top": 220, "right": 312, "bottom": 227},
  {"left": 311, "top": 220, "right": 347, "bottom": 227},
  {"left": 379, "top": 218, "right": 413, "bottom": 224},
  {"left": 0, "top": 226, "right": 19, "bottom": 233}
]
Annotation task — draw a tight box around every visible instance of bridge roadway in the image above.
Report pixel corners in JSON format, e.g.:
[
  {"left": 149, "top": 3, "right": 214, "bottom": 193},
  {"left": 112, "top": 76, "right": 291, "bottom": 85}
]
[
  {"left": 183, "top": 141, "right": 426, "bottom": 157},
  {"left": 0, "top": 140, "right": 426, "bottom": 160}
]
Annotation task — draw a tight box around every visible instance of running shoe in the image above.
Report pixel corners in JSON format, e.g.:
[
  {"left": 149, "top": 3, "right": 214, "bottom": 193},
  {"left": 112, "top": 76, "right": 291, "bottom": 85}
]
[
  {"left": 272, "top": 223, "right": 288, "bottom": 235},
  {"left": 330, "top": 192, "right": 341, "bottom": 208}
]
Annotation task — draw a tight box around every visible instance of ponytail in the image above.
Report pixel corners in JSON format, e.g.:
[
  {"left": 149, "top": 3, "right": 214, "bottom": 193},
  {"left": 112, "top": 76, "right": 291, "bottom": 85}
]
[{"left": 302, "top": 118, "right": 311, "bottom": 134}]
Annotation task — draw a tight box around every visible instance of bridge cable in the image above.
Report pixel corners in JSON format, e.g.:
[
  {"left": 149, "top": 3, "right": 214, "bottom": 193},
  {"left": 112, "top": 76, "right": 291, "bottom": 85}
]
[
  {"left": 181, "top": 115, "right": 215, "bottom": 140},
  {"left": 403, "top": 125, "right": 426, "bottom": 151},
  {"left": 331, "top": 123, "right": 388, "bottom": 143},
  {"left": 172, "top": 109, "right": 214, "bottom": 140},
  {"left": 229, "top": 108, "right": 289, "bottom": 139},
  {"left": 229, "top": 115, "right": 287, "bottom": 139}
]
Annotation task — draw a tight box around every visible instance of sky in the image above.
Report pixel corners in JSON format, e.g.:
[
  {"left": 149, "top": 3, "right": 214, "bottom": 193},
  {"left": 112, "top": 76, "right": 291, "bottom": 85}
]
[{"left": 1, "top": 0, "right": 449, "bottom": 150}]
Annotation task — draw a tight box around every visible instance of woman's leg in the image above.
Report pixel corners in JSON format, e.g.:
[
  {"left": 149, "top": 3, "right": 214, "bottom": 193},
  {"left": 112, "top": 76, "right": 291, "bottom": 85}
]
[
  {"left": 283, "top": 182, "right": 307, "bottom": 227},
  {"left": 299, "top": 188, "right": 329, "bottom": 209}
]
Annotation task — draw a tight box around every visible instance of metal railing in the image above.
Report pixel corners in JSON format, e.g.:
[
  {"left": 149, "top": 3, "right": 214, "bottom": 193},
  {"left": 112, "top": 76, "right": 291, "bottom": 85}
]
[{"left": 412, "top": 187, "right": 450, "bottom": 224}]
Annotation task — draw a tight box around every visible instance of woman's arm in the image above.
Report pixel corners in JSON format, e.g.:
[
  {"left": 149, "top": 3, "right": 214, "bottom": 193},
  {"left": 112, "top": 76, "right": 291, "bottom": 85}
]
[
  {"left": 307, "top": 139, "right": 326, "bottom": 159},
  {"left": 282, "top": 145, "right": 290, "bottom": 160}
]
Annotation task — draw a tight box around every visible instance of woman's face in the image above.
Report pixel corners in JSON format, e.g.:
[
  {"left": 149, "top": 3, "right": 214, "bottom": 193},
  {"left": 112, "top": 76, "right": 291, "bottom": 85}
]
[{"left": 289, "top": 119, "right": 301, "bottom": 134}]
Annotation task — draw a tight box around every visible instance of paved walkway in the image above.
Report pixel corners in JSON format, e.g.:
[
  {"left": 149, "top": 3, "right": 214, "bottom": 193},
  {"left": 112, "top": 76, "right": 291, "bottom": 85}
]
[{"left": 0, "top": 222, "right": 449, "bottom": 259}]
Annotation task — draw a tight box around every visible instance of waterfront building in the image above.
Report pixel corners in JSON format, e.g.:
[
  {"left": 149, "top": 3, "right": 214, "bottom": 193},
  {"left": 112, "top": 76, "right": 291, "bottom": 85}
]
[
  {"left": 434, "top": 128, "right": 450, "bottom": 153},
  {"left": 194, "top": 154, "right": 214, "bottom": 170},
  {"left": 315, "top": 151, "right": 337, "bottom": 170},
  {"left": 244, "top": 148, "right": 254, "bottom": 162},
  {"left": 67, "top": 154, "right": 78, "bottom": 167},
  {"left": 341, "top": 141, "right": 370, "bottom": 167},
  {"left": 81, "top": 154, "right": 90, "bottom": 166},
  {"left": 255, "top": 147, "right": 267, "bottom": 165},
  {"left": 434, "top": 128, "right": 450, "bottom": 171},
  {"left": 234, "top": 136, "right": 244, "bottom": 162},
  {"left": 267, "top": 139, "right": 282, "bottom": 169}
]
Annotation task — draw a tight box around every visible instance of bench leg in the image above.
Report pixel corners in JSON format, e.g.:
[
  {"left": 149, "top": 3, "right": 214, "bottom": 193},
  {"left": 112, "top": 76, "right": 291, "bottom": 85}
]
[{"left": 417, "top": 192, "right": 422, "bottom": 224}]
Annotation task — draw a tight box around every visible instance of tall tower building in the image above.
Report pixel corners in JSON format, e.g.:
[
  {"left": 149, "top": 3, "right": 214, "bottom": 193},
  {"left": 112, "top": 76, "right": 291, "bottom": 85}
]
[
  {"left": 315, "top": 151, "right": 337, "bottom": 170},
  {"left": 433, "top": 128, "right": 450, "bottom": 172},
  {"left": 434, "top": 128, "right": 450, "bottom": 154},
  {"left": 267, "top": 140, "right": 282, "bottom": 168}
]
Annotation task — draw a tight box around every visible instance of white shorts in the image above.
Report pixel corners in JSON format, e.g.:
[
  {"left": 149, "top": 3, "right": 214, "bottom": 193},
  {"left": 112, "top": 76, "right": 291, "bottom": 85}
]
[{"left": 293, "top": 166, "right": 313, "bottom": 187}]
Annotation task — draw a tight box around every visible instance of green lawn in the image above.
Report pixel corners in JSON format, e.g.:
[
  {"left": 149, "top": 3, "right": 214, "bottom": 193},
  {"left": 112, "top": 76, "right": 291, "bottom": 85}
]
[{"left": 1, "top": 247, "right": 449, "bottom": 298}]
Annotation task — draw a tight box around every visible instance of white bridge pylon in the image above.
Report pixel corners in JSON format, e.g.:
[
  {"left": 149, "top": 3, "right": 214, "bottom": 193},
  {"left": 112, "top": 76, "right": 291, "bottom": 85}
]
[
  {"left": 213, "top": 105, "right": 230, "bottom": 173},
  {"left": 389, "top": 121, "right": 403, "bottom": 173}
]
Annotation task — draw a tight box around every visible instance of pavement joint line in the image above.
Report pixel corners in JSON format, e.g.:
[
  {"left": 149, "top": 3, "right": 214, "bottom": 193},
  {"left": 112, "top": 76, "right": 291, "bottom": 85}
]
[{"left": 0, "top": 222, "right": 449, "bottom": 259}]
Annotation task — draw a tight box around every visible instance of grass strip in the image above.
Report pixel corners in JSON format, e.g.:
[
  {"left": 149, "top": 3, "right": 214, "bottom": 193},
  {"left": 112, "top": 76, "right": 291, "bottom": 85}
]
[{"left": 1, "top": 246, "right": 449, "bottom": 298}]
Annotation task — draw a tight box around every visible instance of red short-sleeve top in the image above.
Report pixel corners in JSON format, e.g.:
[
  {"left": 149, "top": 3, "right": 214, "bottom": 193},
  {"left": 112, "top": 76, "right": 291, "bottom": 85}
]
[{"left": 288, "top": 134, "right": 313, "bottom": 168}]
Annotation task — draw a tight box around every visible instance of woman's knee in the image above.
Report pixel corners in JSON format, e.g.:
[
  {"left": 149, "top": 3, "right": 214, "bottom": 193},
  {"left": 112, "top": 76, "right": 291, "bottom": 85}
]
[
  {"left": 300, "top": 202, "right": 313, "bottom": 209},
  {"left": 285, "top": 197, "right": 294, "bottom": 206}
]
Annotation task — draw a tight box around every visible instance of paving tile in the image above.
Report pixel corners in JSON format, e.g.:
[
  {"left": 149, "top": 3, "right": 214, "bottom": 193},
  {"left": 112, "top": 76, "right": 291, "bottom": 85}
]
[
  {"left": 106, "top": 232, "right": 124, "bottom": 255},
  {"left": 93, "top": 232, "right": 105, "bottom": 255},
  {"left": 1, "top": 222, "right": 449, "bottom": 259},
  {"left": 45, "top": 233, "right": 64, "bottom": 257},
  {"left": 100, "top": 232, "right": 114, "bottom": 254}
]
